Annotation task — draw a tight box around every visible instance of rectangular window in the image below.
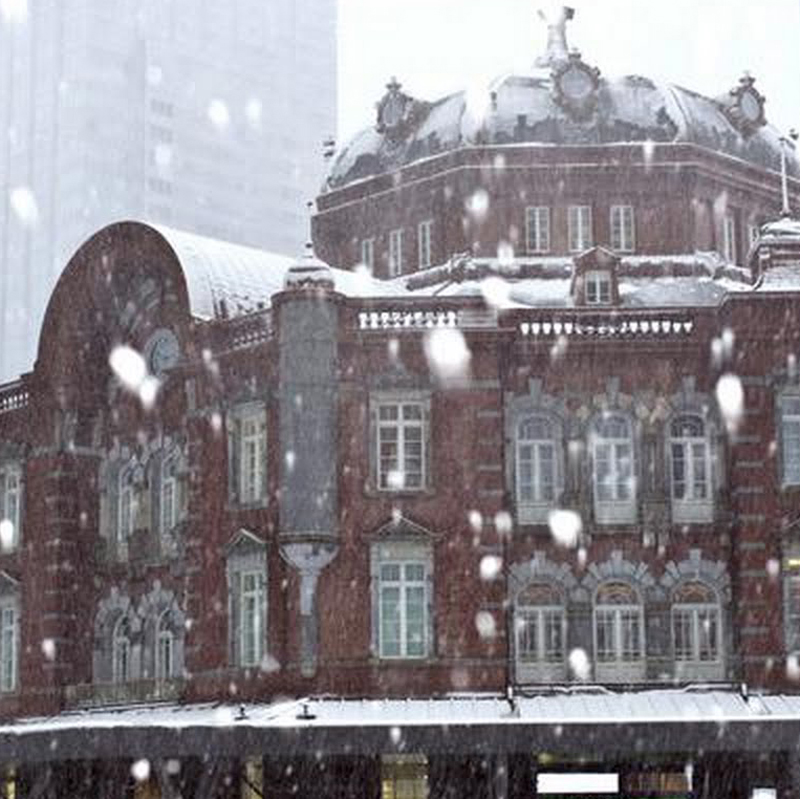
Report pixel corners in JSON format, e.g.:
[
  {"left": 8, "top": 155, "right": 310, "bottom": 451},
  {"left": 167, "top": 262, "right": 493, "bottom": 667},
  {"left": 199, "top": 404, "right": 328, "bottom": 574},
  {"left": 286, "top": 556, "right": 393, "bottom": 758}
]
[
  {"left": 0, "top": 467, "right": 20, "bottom": 550},
  {"left": 361, "top": 237, "right": 375, "bottom": 271},
  {"left": 782, "top": 397, "right": 800, "bottom": 485},
  {"left": 673, "top": 607, "right": 719, "bottom": 662},
  {"left": 526, "top": 206, "right": 551, "bottom": 254},
  {"left": 585, "top": 270, "right": 612, "bottom": 305},
  {"left": 0, "top": 605, "right": 16, "bottom": 693},
  {"left": 417, "top": 220, "right": 433, "bottom": 269},
  {"left": 161, "top": 456, "right": 179, "bottom": 533},
  {"left": 235, "top": 410, "right": 267, "bottom": 504},
  {"left": 568, "top": 205, "right": 593, "bottom": 252},
  {"left": 517, "top": 608, "right": 564, "bottom": 663},
  {"left": 723, "top": 214, "right": 737, "bottom": 263},
  {"left": 389, "top": 229, "right": 404, "bottom": 277},
  {"left": 377, "top": 402, "right": 426, "bottom": 491},
  {"left": 381, "top": 755, "right": 429, "bottom": 799},
  {"left": 118, "top": 480, "right": 133, "bottom": 543},
  {"left": 595, "top": 607, "right": 642, "bottom": 663},
  {"left": 786, "top": 570, "right": 800, "bottom": 652},
  {"left": 157, "top": 630, "right": 174, "bottom": 682},
  {"left": 239, "top": 571, "right": 265, "bottom": 667},
  {"left": 379, "top": 561, "right": 427, "bottom": 658},
  {"left": 610, "top": 205, "right": 635, "bottom": 252}
]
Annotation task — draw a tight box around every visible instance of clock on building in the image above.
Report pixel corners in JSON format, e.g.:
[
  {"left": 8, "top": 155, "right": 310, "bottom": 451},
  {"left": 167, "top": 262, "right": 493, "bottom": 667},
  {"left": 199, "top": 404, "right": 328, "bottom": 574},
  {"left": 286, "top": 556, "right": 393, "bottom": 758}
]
[{"left": 145, "top": 328, "right": 181, "bottom": 376}]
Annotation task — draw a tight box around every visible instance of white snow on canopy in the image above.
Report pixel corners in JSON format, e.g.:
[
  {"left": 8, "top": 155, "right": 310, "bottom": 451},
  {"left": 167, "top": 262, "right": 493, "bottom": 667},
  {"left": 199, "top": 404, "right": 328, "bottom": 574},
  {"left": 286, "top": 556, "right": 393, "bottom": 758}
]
[
  {"left": 151, "top": 225, "right": 402, "bottom": 321},
  {"left": 8, "top": 690, "right": 800, "bottom": 734}
]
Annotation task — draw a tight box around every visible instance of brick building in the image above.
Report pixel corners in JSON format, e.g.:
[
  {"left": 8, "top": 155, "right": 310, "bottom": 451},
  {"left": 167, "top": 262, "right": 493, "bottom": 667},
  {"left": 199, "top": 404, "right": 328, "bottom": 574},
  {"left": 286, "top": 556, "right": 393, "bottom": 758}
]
[{"left": 1, "top": 9, "right": 800, "bottom": 799}]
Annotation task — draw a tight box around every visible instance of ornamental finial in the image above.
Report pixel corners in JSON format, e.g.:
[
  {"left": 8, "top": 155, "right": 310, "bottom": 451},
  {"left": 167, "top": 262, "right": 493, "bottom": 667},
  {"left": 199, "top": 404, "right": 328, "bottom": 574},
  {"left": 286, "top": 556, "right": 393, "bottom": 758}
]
[{"left": 535, "top": 5, "right": 575, "bottom": 68}]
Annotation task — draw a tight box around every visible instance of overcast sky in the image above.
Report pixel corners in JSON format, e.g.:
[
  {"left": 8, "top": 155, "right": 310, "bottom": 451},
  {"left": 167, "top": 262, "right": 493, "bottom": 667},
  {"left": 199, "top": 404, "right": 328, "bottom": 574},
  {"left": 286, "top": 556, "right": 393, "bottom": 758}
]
[{"left": 337, "top": 0, "right": 800, "bottom": 143}]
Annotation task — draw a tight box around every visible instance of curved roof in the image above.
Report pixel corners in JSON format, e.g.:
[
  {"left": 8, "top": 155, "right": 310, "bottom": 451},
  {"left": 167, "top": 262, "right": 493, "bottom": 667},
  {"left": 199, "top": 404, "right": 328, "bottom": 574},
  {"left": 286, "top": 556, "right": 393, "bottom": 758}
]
[
  {"left": 151, "top": 225, "right": 402, "bottom": 320},
  {"left": 326, "top": 72, "right": 799, "bottom": 189}
]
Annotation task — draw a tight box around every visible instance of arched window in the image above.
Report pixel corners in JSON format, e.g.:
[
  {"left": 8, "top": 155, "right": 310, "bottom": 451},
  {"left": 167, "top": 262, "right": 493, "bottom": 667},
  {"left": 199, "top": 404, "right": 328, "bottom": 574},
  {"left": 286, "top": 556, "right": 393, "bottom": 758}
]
[
  {"left": 670, "top": 415, "right": 713, "bottom": 523},
  {"left": 592, "top": 415, "right": 635, "bottom": 524},
  {"left": 516, "top": 416, "right": 557, "bottom": 519},
  {"left": 672, "top": 582, "right": 720, "bottom": 664},
  {"left": 112, "top": 616, "right": 132, "bottom": 684},
  {"left": 156, "top": 610, "right": 174, "bottom": 682},
  {"left": 515, "top": 583, "right": 565, "bottom": 665},
  {"left": 594, "top": 582, "right": 643, "bottom": 665}
]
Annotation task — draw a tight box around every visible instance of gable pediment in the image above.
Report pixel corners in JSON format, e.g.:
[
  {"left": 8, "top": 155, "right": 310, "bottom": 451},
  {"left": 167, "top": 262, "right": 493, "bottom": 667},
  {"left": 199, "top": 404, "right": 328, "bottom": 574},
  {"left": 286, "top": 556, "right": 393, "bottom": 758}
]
[
  {"left": 224, "top": 528, "right": 267, "bottom": 557},
  {"left": 368, "top": 514, "right": 441, "bottom": 542}
]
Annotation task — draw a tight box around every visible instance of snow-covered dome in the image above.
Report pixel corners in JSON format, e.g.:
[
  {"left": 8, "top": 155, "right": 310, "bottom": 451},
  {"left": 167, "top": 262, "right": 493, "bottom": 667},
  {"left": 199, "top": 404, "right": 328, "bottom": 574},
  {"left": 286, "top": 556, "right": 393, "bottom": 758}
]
[{"left": 326, "top": 12, "right": 798, "bottom": 190}]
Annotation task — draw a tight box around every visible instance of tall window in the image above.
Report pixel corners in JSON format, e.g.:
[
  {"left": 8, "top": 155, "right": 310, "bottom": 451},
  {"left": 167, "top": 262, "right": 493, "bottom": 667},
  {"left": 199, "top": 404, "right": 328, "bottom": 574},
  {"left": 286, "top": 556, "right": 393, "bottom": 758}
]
[
  {"left": 112, "top": 616, "right": 132, "bottom": 684},
  {"left": 381, "top": 755, "right": 429, "bottom": 799},
  {"left": 785, "top": 566, "right": 800, "bottom": 654},
  {"left": 568, "top": 205, "right": 593, "bottom": 252},
  {"left": 594, "top": 582, "right": 643, "bottom": 665},
  {"left": 417, "top": 220, "right": 433, "bottom": 269},
  {"left": 781, "top": 395, "right": 800, "bottom": 485},
  {"left": 672, "top": 582, "right": 720, "bottom": 664},
  {"left": 379, "top": 561, "right": 428, "bottom": 658},
  {"left": 592, "top": 415, "right": 636, "bottom": 524},
  {"left": 610, "top": 205, "right": 635, "bottom": 252},
  {"left": 118, "top": 464, "right": 136, "bottom": 543},
  {"left": 389, "top": 229, "right": 404, "bottom": 277},
  {"left": 516, "top": 584, "right": 565, "bottom": 665},
  {"left": 526, "top": 206, "right": 551, "bottom": 254},
  {"left": 361, "top": 237, "right": 375, "bottom": 271},
  {"left": 0, "top": 603, "right": 17, "bottom": 693},
  {"left": 236, "top": 571, "right": 265, "bottom": 667},
  {"left": 156, "top": 610, "right": 174, "bottom": 682},
  {"left": 377, "top": 402, "right": 426, "bottom": 491},
  {"left": 161, "top": 452, "right": 179, "bottom": 533},
  {"left": 516, "top": 416, "right": 557, "bottom": 520},
  {"left": 585, "top": 270, "right": 612, "bottom": 305},
  {"left": 670, "top": 415, "right": 713, "bottom": 522},
  {"left": 229, "top": 406, "right": 267, "bottom": 505},
  {"left": 0, "top": 466, "right": 21, "bottom": 550},
  {"left": 723, "top": 214, "right": 737, "bottom": 263}
]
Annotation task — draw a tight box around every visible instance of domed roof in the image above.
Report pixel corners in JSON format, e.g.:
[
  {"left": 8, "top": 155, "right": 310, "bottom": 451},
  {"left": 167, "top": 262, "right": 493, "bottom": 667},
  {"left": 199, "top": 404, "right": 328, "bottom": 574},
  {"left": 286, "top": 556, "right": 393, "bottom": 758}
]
[{"left": 326, "top": 13, "right": 798, "bottom": 190}]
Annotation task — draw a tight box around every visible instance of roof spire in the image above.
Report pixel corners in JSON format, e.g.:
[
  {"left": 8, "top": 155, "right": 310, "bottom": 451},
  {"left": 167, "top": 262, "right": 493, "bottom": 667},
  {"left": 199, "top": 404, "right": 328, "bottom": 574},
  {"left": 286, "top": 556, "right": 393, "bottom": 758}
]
[
  {"left": 535, "top": 5, "right": 575, "bottom": 69},
  {"left": 780, "top": 130, "right": 798, "bottom": 217}
]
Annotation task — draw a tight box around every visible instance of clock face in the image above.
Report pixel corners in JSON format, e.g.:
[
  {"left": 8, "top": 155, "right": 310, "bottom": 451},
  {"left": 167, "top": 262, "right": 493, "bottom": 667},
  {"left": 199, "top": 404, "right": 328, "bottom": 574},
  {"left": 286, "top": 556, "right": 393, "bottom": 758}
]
[
  {"left": 739, "top": 90, "right": 761, "bottom": 123},
  {"left": 146, "top": 329, "right": 180, "bottom": 376},
  {"left": 560, "top": 66, "right": 594, "bottom": 102}
]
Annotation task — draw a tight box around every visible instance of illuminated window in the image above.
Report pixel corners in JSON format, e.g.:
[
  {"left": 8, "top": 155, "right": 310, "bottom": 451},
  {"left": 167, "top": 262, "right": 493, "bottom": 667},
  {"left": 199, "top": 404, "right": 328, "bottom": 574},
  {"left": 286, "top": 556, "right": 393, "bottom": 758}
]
[{"left": 381, "top": 755, "right": 428, "bottom": 799}]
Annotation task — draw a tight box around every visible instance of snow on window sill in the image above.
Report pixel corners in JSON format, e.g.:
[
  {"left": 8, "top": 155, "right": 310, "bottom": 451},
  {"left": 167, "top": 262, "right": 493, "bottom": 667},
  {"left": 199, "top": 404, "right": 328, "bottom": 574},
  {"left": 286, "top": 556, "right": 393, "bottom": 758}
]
[{"left": 671, "top": 501, "right": 714, "bottom": 525}]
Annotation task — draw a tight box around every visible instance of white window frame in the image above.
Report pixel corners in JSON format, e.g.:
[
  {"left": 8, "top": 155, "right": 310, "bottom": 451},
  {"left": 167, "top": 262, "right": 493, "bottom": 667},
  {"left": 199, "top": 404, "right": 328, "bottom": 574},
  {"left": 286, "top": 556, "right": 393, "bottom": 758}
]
[
  {"left": 112, "top": 616, "right": 132, "bottom": 684},
  {"left": 378, "top": 560, "right": 429, "bottom": 659},
  {"left": 669, "top": 415, "right": 713, "bottom": 524},
  {"left": 155, "top": 609, "right": 174, "bottom": 683},
  {"left": 672, "top": 603, "right": 720, "bottom": 664},
  {"left": 238, "top": 570, "right": 265, "bottom": 668},
  {"left": 516, "top": 415, "right": 557, "bottom": 522},
  {"left": 516, "top": 605, "right": 565, "bottom": 665},
  {"left": 723, "top": 214, "right": 737, "bottom": 263},
  {"left": 585, "top": 270, "right": 612, "bottom": 305},
  {"left": 361, "top": 237, "right": 375, "bottom": 271},
  {"left": 568, "top": 205, "right": 593, "bottom": 253},
  {"left": 417, "top": 220, "right": 433, "bottom": 269},
  {"left": 0, "top": 465, "right": 21, "bottom": 551},
  {"left": 525, "top": 206, "right": 551, "bottom": 254},
  {"left": 161, "top": 452, "right": 179, "bottom": 533},
  {"left": 389, "top": 228, "right": 404, "bottom": 277},
  {"left": 377, "top": 401, "right": 427, "bottom": 491},
  {"left": 239, "top": 409, "right": 267, "bottom": 505},
  {"left": 781, "top": 395, "right": 800, "bottom": 486},
  {"left": 592, "top": 415, "right": 636, "bottom": 524},
  {"left": 0, "top": 602, "right": 17, "bottom": 693},
  {"left": 610, "top": 205, "right": 635, "bottom": 252},
  {"left": 785, "top": 568, "right": 800, "bottom": 654},
  {"left": 593, "top": 584, "right": 645, "bottom": 682}
]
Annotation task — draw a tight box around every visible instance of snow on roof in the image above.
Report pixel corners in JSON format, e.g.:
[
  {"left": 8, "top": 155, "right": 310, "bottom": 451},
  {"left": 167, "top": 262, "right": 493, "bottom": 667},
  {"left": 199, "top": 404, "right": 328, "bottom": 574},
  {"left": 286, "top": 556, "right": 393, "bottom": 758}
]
[
  {"left": 151, "top": 225, "right": 402, "bottom": 321},
  {"left": 7, "top": 690, "right": 800, "bottom": 736},
  {"left": 761, "top": 216, "right": 800, "bottom": 239}
]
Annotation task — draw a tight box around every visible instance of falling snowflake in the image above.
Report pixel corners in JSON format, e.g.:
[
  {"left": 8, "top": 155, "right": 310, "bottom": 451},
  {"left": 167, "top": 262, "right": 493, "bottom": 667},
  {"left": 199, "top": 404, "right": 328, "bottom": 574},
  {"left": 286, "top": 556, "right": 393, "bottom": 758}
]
[
  {"left": 245, "top": 98, "right": 263, "bottom": 126},
  {"left": 547, "top": 509, "right": 582, "bottom": 548},
  {"left": 9, "top": 186, "right": 39, "bottom": 227},
  {"left": 494, "top": 511, "right": 512, "bottom": 537},
  {"left": 497, "top": 241, "right": 515, "bottom": 267},
  {"left": 154, "top": 143, "right": 172, "bottom": 169},
  {"left": 0, "top": 520, "right": 14, "bottom": 553},
  {"left": 423, "top": 328, "right": 471, "bottom": 384},
  {"left": 146, "top": 65, "right": 163, "bottom": 86},
  {"left": 468, "top": 510, "right": 483, "bottom": 533},
  {"left": 0, "top": 0, "right": 27, "bottom": 22},
  {"left": 479, "top": 555, "right": 502, "bottom": 581},
  {"left": 475, "top": 611, "right": 497, "bottom": 640},
  {"left": 41, "top": 639, "right": 56, "bottom": 661},
  {"left": 787, "top": 654, "right": 800, "bottom": 681},
  {"left": 465, "top": 189, "right": 490, "bottom": 223},
  {"left": 568, "top": 648, "right": 591, "bottom": 681},
  {"left": 715, "top": 373, "right": 744, "bottom": 434},
  {"left": 208, "top": 99, "right": 231, "bottom": 129},
  {"left": 285, "top": 450, "right": 296, "bottom": 473},
  {"left": 131, "top": 759, "right": 151, "bottom": 783},
  {"left": 480, "top": 277, "right": 511, "bottom": 309},
  {"left": 108, "top": 345, "right": 160, "bottom": 411}
]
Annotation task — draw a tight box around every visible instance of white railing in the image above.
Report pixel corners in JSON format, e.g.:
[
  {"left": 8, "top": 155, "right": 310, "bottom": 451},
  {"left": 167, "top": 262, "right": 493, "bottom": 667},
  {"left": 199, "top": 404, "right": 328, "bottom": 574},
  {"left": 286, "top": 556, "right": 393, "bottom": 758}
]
[
  {"left": 519, "top": 315, "right": 694, "bottom": 338},
  {"left": 0, "top": 381, "right": 29, "bottom": 415}
]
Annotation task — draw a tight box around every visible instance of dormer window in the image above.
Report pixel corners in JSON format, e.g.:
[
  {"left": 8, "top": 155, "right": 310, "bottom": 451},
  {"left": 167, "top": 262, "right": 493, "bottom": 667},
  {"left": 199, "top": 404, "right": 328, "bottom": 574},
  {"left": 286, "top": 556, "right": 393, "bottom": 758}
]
[{"left": 585, "top": 270, "right": 612, "bottom": 305}]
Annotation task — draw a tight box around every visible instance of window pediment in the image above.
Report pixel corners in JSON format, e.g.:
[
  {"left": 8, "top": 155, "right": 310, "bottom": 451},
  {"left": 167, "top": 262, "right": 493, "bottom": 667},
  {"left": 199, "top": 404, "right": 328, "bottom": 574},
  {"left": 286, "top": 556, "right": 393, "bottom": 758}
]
[
  {"left": 225, "top": 528, "right": 267, "bottom": 558},
  {"left": 571, "top": 247, "right": 620, "bottom": 306},
  {"left": 368, "top": 514, "right": 441, "bottom": 543}
]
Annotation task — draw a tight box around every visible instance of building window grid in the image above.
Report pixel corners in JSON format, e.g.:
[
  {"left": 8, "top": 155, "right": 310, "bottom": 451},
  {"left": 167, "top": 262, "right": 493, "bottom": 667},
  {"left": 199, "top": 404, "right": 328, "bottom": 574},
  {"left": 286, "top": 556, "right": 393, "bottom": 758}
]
[
  {"left": 417, "top": 220, "right": 433, "bottom": 269},
  {"left": 781, "top": 396, "right": 800, "bottom": 485},
  {"left": 525, "top": 206, "right": 551, "bottom": 254},
  {"left": 0, "top": 604, "right": 17, "bottom": 693},
  {"left": 381, "top": 755, "right": 429, "bottom": 799},
  {"left": 161, "top": 454, "right": 179, "bottom": 533},
  {"left": 723, "top": 215, "right": 737, "bottom": 263},
  {"left": 377, "top": 403, "right": 425, "bottom": 491},
  {"left": 118, "top": 467, "right": 135, "bottom": 543},
  {"left": 0, "top": 467, "right": 20, "bottom": 549},
  {"left": 672, "top": 604, "right": 720, "bottom": 663},
  {"left": 592, "top": 416, "right": 635, "bottom": 511},
  {"left": 568, "top": 205, "right": 593, "bottom": 252},
  {"left": 585, "top": 270, "right": 612, "bottom": 305},
  {"left": 516, "top": 416, "right": 556, "bottom": 505},
  {"left": 389, "top": 229, "right": 404, "bottom": 277},
  {"left": 379, "top": 561, "right": 427, "bottom": 659},
  {"left": 239, "top": 571, "right": 265, "bottom": 668},
  {"left": 670, "top": 416, "right": 711, "bottom": 506},
  {"left": 240, "top": 413, "right": 267, "bottom": 504},
  {"left": 516, "top": 606, "right": 565, "bottom": 664},
  {"left": 156, "top": 610, "right": 174, "bottom": 682},
  {"left": 361, "top": 237, "right": 375, "bottom": 271},
  {"left": 112, "top": 616, "right": 132, "bottom": 684},
  {"left": 595, "top": 605, "right": 643, "bottom": 663},
  {"left": 610, "top": 205, "right": 635, "bottom": 252}
]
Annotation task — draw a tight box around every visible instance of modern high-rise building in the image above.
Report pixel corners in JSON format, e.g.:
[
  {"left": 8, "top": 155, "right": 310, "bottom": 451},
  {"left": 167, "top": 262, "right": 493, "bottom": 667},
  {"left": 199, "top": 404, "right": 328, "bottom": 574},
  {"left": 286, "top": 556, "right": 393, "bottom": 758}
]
[{"left": 0, "top": 0, "right": 337, "bottom": 381}]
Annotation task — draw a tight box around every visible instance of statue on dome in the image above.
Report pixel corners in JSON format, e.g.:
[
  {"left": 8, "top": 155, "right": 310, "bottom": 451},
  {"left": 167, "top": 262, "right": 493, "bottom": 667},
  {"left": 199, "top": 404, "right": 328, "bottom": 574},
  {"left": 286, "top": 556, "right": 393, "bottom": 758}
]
[{"left": 535, "top": 5, "right": 575, "bottom": 68}]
